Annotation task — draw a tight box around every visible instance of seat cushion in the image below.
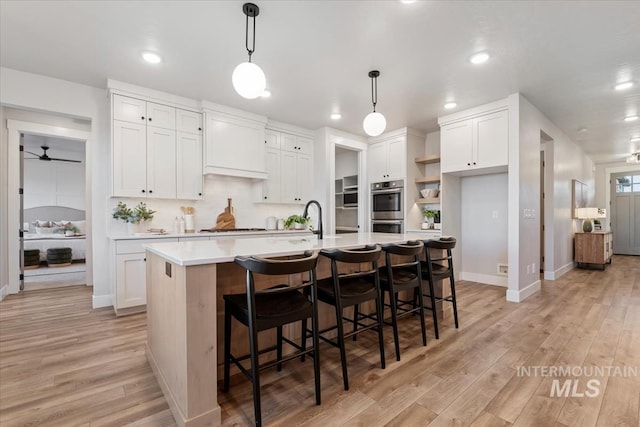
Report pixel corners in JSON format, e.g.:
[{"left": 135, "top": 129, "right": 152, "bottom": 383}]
[
  {"left": 378, "top": 266, "right": 419, "bottom": 291},
  {"left": 316, "top": 276, "right": 378, "bottom": 306},
  {"left": 224, "top": 285, "right": 313, "bottom": 330}
]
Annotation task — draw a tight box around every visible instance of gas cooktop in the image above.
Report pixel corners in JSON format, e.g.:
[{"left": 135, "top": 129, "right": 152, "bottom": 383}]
[{"left": 199, "top": 228, "right": 267, "bottom": 233}]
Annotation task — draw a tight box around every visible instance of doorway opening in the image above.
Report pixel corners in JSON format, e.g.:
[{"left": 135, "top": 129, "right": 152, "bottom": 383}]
[
  {"left": 334, "top": 146, "right": 360, "bottom": 234},
  {"left": 22, "top": 133, "right": 87, "bottom": 290},
  {"left": 611, "top": 171, "right": 640, "bottom": 255},
  {"left": 540, "top": 130, "right": 553, "bottom": 278}
]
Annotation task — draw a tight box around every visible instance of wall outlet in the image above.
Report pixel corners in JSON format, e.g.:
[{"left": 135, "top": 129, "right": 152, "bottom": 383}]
[{"left": 497, "top": 263, "right": 508, "bottom": 275}]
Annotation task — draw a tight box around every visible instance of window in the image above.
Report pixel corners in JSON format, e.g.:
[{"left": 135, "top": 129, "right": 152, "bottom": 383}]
[{"left": 616, "top": 175, "right": 640, "bottom": 193}]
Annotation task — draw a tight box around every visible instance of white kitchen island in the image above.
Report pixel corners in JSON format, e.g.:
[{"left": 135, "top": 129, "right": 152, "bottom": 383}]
[{"left": 143, "top": 233, "right": 439, "bottom": 427}]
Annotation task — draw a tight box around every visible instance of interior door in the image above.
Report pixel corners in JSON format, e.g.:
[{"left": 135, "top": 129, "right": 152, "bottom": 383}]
[{"left": 611, "top": 172, "right": 640, "bottom": 255}]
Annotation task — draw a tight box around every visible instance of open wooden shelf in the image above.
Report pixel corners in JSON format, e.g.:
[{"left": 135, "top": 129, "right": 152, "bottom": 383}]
[
  {"left": 415, "top": 155, "right": 441, "bottom": 165},
  {"left": 415, "top": 176, "right": 441, "bottom": 184},
  {"left": 416, "top": 198, "right": 441, "bottom": 204}
]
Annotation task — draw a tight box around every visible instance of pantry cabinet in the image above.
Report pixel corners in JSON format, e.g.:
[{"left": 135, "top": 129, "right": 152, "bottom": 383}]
[
  {"left": 261, "top": 129, "right": 314, "bottom": 204},
  {"left": 367, "top": 137, "right": 407, "bottom": 182},
  {"left": 441, "top": 110, "right": 508, "bottom": 174},
  {"left": 111, "top": 94, "right": 203, "bottom": 199}
]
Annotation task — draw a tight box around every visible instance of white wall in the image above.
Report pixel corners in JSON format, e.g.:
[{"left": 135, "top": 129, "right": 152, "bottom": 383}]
[
  {"left": 335, "top": 149, "right": 358, "bottom": 179},
  {"left": 24, "top": 144, "right": 85, "bottom": 210},
  {"left": 516, "top": 95, "right": 594, "bottom": 291},
  {"left": 460, "top": 173, "right": 508, "bottom": 286},
  {"left": 1, "top": 67, "right": 108, "bottom": 306}
]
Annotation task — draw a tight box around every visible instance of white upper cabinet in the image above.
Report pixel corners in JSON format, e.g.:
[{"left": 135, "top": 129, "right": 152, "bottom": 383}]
[
  {"left": 176, "top": 132, "right": 203, "bottom": 200},
  {"left": 113, "top": 120, "right": 147, "bottom": 197},
  {"left": 262, "top": 128, "right": 314, "bottom": 204},
  {"left": 440, "top": 109, "right": 508, "bottom": 174},
  {"left": 146, "top": 127, "right": 177, "bottom": 199},
  {"left": 177, "top": 109, "right": 203, "bottom": 135},
  {"left": 111, "top": 94, "right": 202, "bottom": 199},
  {"left": 204, "top": 111, "right": 267, "bottom": 179},
  {"left": 367, "top": 137, "right": 406, "bottom": 182},
  {"left": 113, "top": 95, "right": 147, "bottom": 124}
]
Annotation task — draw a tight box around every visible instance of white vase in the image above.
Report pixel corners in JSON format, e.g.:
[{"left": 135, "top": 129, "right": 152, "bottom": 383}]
[{"left": 127, "top": 222, "right": 138, "bottom": 235}]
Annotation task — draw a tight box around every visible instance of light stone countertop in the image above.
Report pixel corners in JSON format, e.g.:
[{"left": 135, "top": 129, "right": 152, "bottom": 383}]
[
  {"left": 109, "top": 229, "right": 312, "bottom": 240},
  {"left": 144, "top": 232, "right": 442, "bottom": 266}
]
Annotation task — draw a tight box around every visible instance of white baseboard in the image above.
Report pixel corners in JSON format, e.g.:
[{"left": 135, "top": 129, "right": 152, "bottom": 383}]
[
  {"left": 92, "top": 294, "right": 112, "bottom": 309},
  {"left": 506, "top": 280, "right": 541, "bottom": 303},
  {"left": 459, "top": 272, "right": 508, "bottom": 287},
  {"left": 544, "top": 262, "right": 574, "bottom": 280},
  {"left": 0, "top": 285, "right": 8, "bottom": 301}
]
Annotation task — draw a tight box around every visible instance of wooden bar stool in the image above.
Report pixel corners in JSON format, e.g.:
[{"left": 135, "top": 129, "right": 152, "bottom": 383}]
[
  {"left": 379, "top": 240, "right": 427, "bottom": 361},
  {"left": 222, "top": 251, "right": 320, "bottom": 426},
  {"left": 419, "top": 237, "right": 458, "bottom": 339},
  {"left": 305, "top": 244, "right": 385, "bottom": 391}
]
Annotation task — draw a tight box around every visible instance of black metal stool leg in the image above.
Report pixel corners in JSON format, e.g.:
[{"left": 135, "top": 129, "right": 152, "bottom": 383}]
[
  {"left": 450, "top": 275, "right": 459, "bottom": 329},
  {"left": 389, "top": 290, "right": 401, "bottom": 361},
  {"left": 375, "top": 292, "right": 386, "bottom": 369},
  {"left": 334, "top": 301, "right": 350, "bottom": 390},
  {"left": 427, "top": 276, "right": 440, "bottom": 339},
  {"left": 311, "top": 302, "right": 321, "bottom": 405},
  {"left": 352, "top": 304, "right": 359, "bottom": 341},
  {"left": 416, "top": 287, "right": 427, "bottom": 346},
  {"left": 276, "top": 326, "right": 283, "bottom": 371},
  {"left": 247, "top": 317, "right": 261, "bottom": 426},
  {"left": 300, "top": 318, "right": 307, "bottom": 362}
]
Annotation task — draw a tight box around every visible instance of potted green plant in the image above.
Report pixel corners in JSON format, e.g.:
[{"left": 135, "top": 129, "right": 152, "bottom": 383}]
[
  {"left": 284, "top": 214, "right": 310, "bottom": 230},
  {"left": 113, "top": 201, "right": 156, "bottom": 234},
  {"left": 422, "top": 209, "right": 438, "bottom": 229}
]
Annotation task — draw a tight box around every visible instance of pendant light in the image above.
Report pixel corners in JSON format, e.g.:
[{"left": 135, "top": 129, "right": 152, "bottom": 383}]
[
  {"left": 363, "top": 70, "right": 386, "bottom": 136},
  {"left": 232, "top": 3, "right": 266, "bottom": 99}
]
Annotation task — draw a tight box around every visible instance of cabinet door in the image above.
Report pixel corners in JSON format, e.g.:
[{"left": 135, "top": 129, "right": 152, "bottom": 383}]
[
  {"left": 113, "top": 120, "right": 147, "bottom": 197},
  {"left": 280, "top": 150, "right": 298, "bottom": 203},
  {"left": 296, "top": 153, "right": 313, "bottom": 202},
  {"left": 387, "top": 138, "right": 407, "bottom": 180},
  {"left": 296, "top": 136, "right": 313, "bottom": 155},
  {"left": 146, "top": 102, "right": 176, "bottom": 130},
  {"left": 262, "top": 147, "right": 281, "bottom": 202},
  {"left": 176, "top": 132, "right": 203, "bottom": 200},
  {"left": 280, "top": 132, "right": 298, "bottom": 153},
  {"left": 113, "top": 95, "right": 146, "bottom": 124},
  {"left": 265, "top": 130, "right": 280, "bottom": 149},
  {"left": 440, "top": 120, "right": 473, "bottom": 173},
  {"left": 368, "top": 142, "right": 388, "bottom": 182},
  {"left": 176, "top": 109, "right": 202, "bottom": 135},
  {"left": 147, "top": 127, "right": 177, "bottom": 199},
  {"left": 474, "top": 110, "right": 508, "bottom": 169},
  {"left": 116, "top": 253, "right": 147, "bottom": 309}
]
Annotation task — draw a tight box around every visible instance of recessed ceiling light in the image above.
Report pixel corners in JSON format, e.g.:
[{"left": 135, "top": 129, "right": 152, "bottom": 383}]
[
  {"left": 631, "top": 136, "right": 640, "bottom": 142},
  {"left": 624, "top": 115, "right": 639, "bottom": 122},
  {"left": 444, "top": 102, "right": 457, "bottom": 110},
  {"left": 330, "top": 113, "right": 342, "bottom": 120},
  {"left": 578, "top": 127, "right": 588, "bottom": 133},
  {"left": 614, "top": 81, "right": 634, "bottom": 91},
  {"left": 142, "top": 52, "right": 162, "bottom": 64},
  {"left": 400, "top": 0, "right": 417, "bottom": 3},
  {"left": 469, "top": 52, "right": 490, "bottom": 65},
  {"left": 261, "top": 90, "right": 271, "bottom": 98}
]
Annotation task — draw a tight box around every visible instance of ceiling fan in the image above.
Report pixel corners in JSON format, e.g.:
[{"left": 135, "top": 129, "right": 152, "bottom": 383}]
[{"left": 24, "top": 146, "right": 81, "bottom": 163}]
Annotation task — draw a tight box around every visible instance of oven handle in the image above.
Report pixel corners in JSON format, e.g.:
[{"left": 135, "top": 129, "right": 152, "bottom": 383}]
[
  {"left": 371, "top": 220, "right": 403, "bottom": 224},
  {"left": 372, "top": 188, "right": 402, "bottom": 194}
]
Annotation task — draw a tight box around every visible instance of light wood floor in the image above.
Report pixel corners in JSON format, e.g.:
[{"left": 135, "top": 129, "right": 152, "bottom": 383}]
[{"left": 1, "top": 256, "right": 638, "bottom": 426}]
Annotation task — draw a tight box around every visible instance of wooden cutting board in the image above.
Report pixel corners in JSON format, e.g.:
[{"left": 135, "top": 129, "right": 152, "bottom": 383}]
[{"left": 215, "top": 198, "right": 236, "bottom": 230}]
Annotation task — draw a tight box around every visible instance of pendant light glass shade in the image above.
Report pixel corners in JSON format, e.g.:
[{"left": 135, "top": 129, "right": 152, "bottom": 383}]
[
  {"left": 363, "top": 112, "right": 387, "bottom": 137},
  {"left": 232, "top": 61, "right": 266, "bottom": 99},
  {"left": 363, "top": 70, "right": 386, "bottom": 136}
]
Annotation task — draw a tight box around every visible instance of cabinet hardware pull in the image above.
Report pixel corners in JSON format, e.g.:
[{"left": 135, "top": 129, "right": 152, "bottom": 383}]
[
  {"left": 149, "top": 190, "right": 153, "bottom": 193},
  {"left": 198, "top": 127, "right": 202, "bottom": 131},
  {"left": 142, "top": 189, "right": 146, "bottom": 193},
  {"left": 467, "top": 163, "right": 471, "bottom": 166},
  {"left": 473, "top": 162, "right": 476, "bottom": 165},
  {"left": 149, "top": 117, "right": 152, "bottom": 122},
  {"left": 198, "top": 192, "right": 202, "bottom": 196},
  {"left": 144, "top": 258, "right": 146, "bottom": 262},
  {"left": 141, "top": 116, "right": 145, "bottom": 120}
]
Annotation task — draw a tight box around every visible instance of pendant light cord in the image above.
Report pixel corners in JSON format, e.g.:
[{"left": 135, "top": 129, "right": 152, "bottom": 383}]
[
  {"left": 245, "top": 12, "right": 256, "bottom": 62},
  {"left": 371, "top": 75, "right": 377, "bottom": 112}
]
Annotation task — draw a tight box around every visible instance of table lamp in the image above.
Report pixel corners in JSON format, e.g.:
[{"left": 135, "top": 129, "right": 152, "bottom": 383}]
[{"left": 576, "top": 207, "right": 604, "bottom": 232}]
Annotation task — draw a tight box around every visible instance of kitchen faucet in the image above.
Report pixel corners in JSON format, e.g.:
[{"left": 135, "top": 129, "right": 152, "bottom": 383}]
[{"left": 302, "top": 200, "right": 323, "bottom": 240}]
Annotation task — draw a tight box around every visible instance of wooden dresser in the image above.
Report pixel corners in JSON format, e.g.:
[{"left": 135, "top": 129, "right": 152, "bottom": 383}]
[{"left": 574, "top": 231, "right": 613, "bottom": 270}]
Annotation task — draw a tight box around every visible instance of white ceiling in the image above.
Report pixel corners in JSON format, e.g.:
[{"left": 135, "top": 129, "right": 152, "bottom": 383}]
[
  {"left": 1, "top": 1, "right": 639, "bottom": 163},
  {"left": 23, "top": 134, "right": 85, "bottom": 154}
]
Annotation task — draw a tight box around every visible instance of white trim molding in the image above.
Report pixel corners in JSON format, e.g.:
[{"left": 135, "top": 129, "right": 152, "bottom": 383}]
[
  {"left": 459, "top": 272, "right": 508, "bottom": 287},
  {"left": 506, "top": 280, "right": 541, "bottom": 302},
  {"left": 544, "top": 261, "right": 574, "bottom": 281},
  {"left": 0, "top": 285, "right": 8, "bottom": 301},
  {"left": 92, "top": 294, "right": 113, "bottom": 309}
]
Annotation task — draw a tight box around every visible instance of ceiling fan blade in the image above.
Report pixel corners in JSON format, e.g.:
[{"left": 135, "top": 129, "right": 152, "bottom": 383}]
[
  {"left": 48, "top": 157, "right": 82, "bottom": 163},
  {"left": 24, "top": 150, "right": 40, "bottom": 157}
]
